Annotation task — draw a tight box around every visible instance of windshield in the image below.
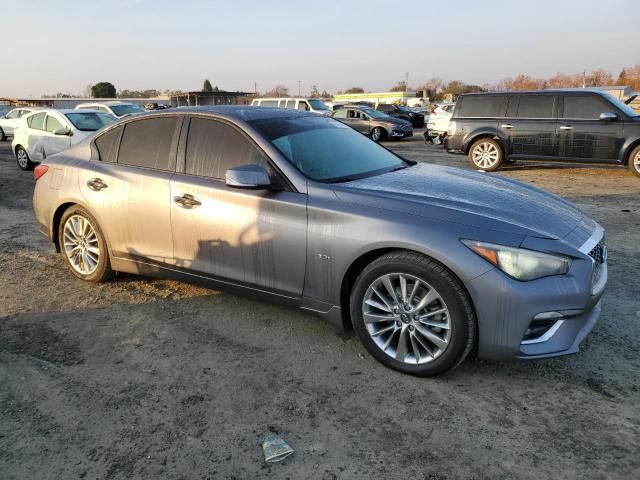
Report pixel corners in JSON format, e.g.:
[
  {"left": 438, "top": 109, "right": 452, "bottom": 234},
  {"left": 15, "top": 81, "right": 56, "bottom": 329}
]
[
  {"left": 110, "top": 104, "right": 145, "bottom": 116},
  {"left": 308, "top": 99, "right": 329, "bottom": 111},
  {"left": 362, "top": 108, "right": 389, "bottom": 119},
  {"left": 603, "top": 93, "right": 639, "bottom": 118},
  {"left": 64, "top": 112, "right": 117, "bottom": 131},
  {"left": 250, "top": 116, "right": 408, "bottom": 182}
]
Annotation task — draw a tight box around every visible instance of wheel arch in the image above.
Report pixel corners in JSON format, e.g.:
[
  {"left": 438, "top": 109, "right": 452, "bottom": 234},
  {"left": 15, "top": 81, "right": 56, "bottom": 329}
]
[
  {"left": 622, "top": 138, "right": 640, "bottom": 166},
  {"left": 464, "top": 133, "right": 506, "bottom": 157},
  {"left": 51, "top": 201, "right": 113, "bottom": 257},
  {"left": 339, "top": 246, "right": 478, "bottom": 338}
]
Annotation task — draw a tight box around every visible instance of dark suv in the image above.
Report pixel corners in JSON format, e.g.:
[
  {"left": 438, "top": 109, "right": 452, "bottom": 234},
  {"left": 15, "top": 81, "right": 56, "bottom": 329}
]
[
  {"left": 444, "top": 89, "right": 640, "bottom": 178},
  {"left": 375, "top": 104, "right": 425, "bottom": 128},
  {"left": 331, "top": 105, "right": 413, "bottom": 142}
]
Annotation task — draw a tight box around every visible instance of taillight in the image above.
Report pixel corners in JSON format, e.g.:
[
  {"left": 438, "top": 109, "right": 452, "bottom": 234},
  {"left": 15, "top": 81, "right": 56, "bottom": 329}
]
[{"left": 34, "top": 164, "right": 49, "bottom": 181}]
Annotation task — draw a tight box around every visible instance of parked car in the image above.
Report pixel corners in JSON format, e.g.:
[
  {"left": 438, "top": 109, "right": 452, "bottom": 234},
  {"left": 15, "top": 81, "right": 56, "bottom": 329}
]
[
  {"left": 375, "top": 104, "right": 425, "bottom": 127},
  {"left": 331, "top": 105, "right": 413, "bottom": 141},
  {"left": 445, "top": 89, "right": 640, "bottom": 177},
  {"left": 0, "top": 107, "right": 42, "bottom": 141},
  {"left": 75, "top": 101, "right": 145, "bottom": 118},
  {"left": 426, "top": 103, "right": 455, "bottom": 135},
  {"left": 32, "top": 106, "right": 607, "bottom": 376},
  {"left": 251, "top": 97, "right": 331, "bottom": 115},
  {"left": 12, "top": 109, "right": 117, "bottom": 170}
]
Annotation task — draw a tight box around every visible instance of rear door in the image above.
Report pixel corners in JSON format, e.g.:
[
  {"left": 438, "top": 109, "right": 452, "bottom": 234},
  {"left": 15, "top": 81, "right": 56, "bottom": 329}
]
[
  {"left": 504, "top": 94, "right": 559, "bottom": 159},
  {"left": 25, "top": 112, "right": 47, "bottom": 161},
  {"left": 170, "top": 116, "right": 307, "bottom": 296},
  {"left": 79, "top": 116, "right": 182, "bottom": 265},
  {"left": 557, "top": 94, "right": 622, "bottom": 162}
]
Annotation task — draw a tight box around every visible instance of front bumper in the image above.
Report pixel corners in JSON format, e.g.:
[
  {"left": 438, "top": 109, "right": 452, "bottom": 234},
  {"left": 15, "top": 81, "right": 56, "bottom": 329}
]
[
  {"left": 466, "top": 258, "right": 607, "bottom": 360},
  {"left": 391, "top": 129, "right": 413, "bottom": 138}
]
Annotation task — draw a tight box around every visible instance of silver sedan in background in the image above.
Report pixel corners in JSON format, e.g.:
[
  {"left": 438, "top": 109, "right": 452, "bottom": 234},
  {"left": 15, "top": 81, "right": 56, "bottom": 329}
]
[{"left": 32, "top": 107, "right": 607, "bottom": 376}]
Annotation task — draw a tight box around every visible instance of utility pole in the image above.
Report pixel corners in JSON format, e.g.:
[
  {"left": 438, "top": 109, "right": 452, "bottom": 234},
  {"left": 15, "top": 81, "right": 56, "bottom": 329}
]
[
  {"left": 254, "top": 82, "right": 257, "bottom": 94},
  {"left": 582, "top": 70, "right": 586, "bottom": 88}
]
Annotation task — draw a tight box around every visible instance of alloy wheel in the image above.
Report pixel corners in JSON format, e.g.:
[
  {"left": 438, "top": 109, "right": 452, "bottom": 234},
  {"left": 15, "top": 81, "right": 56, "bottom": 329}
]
[
  {"left": 361, "top": 272, "right": 451, "bottom": 364},
  {"left": 471, "top": 141, "right": 500, "bottom": 169},
  {"left": 372, "top": 128, "right": 382, "bottom": 142},
  {"left": 17, "top": 149, "right": 29, "bottom": 169},
  {"left": 634, "top": 150, "right": 640, "bottom": 173},
  {"left": 62, "top": 214, "right": 100, "bottom": 275}
]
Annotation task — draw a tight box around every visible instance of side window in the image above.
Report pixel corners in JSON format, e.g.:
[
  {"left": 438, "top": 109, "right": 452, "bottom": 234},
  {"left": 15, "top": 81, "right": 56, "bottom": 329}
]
[
  {"left": 516, "top": 96, "right": 555, "bottom": 118},
  {"left": 261, "top": 100, "right": 278, "bottom": 107},
  {"left": 297, "top": 101, "right": 310, "bottom": 111},
  {"left": 285, "top": 100, "right": 297, "bottom": 109},
  {"left": 95, "top": 127, "right": 122, "bottom": 163},
  {"left": 185, "top": 118, "right": 270, "bottom": 180},
  {"left": 456, "top": 96, "right": 507, "bottom": 117},
  {"left": 45, "top": 115, "right": 65, "bottom": 133},
  {"left": 506, "top": 96, "right": 519, "bottom": 117},
  {"left": 28, "top": 112, "right": 46, "bottom": 130},
  {"left": 117, "top": 117, "right": 179, "bottom": 170},
  {"left": 333, "top": 109, "right": 348, "bottom": 119},
  {"left": 563, "top": 96, "right": 609, "bottom": 119},
  {"left": 6, "top": 110, "right": 20, "bottom": 119}
]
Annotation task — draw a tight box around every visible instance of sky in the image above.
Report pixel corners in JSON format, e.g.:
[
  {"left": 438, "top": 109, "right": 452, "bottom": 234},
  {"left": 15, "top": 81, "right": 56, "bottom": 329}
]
[{"left": 1, "top": 0, "right": 639, "bottom": 97}]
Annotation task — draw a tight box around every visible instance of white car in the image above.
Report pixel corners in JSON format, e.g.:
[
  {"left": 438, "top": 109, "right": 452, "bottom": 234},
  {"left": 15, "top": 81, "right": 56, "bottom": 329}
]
[
  {"left": 426, "top": 103, "right": 456, "bottom": 135},
  {"left": 75, "top": 101, "right": 145, "bottom": 119},
  {"left": 0, "top": 107, "right": 42, "bottom": 141},
  {"left": 250, "top": 97, "right": 331, "bottom": 115},
  {"left": 12, "top": 109, "right": 117, "bottom": 170}
]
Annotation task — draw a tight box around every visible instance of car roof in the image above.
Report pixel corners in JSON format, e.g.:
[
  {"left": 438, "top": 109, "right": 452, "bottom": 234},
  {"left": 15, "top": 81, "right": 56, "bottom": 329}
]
[
  {"left": 461, "top": 89, "right": 611, "bottom": 97},
  {"left": 76, "top": 101, "right": 135, "bottom": 106},
  {"left": 138, "top": 105, "right": 320, "bottom": 122},
  {"left": 24, "top": 108, "right": 105, "bottom": 115}
]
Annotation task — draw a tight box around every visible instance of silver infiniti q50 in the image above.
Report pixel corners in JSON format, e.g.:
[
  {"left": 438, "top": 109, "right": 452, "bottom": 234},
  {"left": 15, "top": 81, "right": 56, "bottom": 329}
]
[{"left": 31, "top": 107, "right": 607, "bottom": 376}]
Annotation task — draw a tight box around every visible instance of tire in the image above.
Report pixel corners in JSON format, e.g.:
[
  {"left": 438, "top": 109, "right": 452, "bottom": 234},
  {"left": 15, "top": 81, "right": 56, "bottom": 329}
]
[
  {"left": 629, "top": 145, "right": 640, "bottom": 179},
  {"left": 468, "top": 138, "right": 503, "bottom": 171},
  {"left": 58, "top": 206, "right": 114, "bottom": 282},
  {"left": 0, "top": 128, "right": 5, "bottom": 142},
  {"left": 371, "top": 127, "right": 385, "bottom": 143},
  {"left": 350, "top": 251, "right": 476, "bottom": 377},
  {"left": 15, "top": 146, "right": 35, "bottom": 171}
]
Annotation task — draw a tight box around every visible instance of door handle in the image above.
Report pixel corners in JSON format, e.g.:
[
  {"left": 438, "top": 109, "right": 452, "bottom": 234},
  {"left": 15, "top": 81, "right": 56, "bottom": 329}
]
[
  {"left": 500, "top": 124, "right": 513, "bottom": 129},
  {"left": 174, "top": 194, "right": 201, "bottom": 209},
  {"left": 86, "top": 178, "right": 107, "bottom": 191},
  {"left": 559, "top": 125, "right": 574, "bottom": 130}
]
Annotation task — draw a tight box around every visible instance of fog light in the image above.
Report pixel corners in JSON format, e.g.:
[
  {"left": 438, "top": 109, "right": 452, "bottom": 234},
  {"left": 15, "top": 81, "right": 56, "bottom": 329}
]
[{"left": 521, "top": 312, "right": 565, "bottom": 345}]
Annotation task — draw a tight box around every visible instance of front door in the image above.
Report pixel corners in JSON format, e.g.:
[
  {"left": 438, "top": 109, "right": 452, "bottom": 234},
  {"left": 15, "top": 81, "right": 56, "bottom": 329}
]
[
  {"left": 504, "top": 95, "right": 559, "bottom": 159},
  {"left": 170, "top": 117, "right": 307, "bottom": 296},
  {"left": 42, "top": 112, "right": 72, "bottom": 157},
  {"left": 557, "top": 94, "right": 622, "bottom": 162}
]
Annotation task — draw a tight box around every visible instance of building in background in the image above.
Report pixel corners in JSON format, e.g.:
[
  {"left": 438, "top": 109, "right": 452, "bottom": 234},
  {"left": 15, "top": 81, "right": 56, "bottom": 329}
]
[
  {"left": 0, "top": 96, "right": 170, "bottom": 109},
  {"left": 333, "top": 91, "right": 426, "bottom": 107},
  {"left": 169, "top": 90, "right": 252, "bottom": 107}
]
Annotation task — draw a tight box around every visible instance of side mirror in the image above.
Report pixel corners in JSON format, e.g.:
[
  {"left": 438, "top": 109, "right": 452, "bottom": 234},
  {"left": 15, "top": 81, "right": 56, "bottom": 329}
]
[
  {"left": 53, "top": 127, "right": 71, "bottom": 136},
  {"left": 225, "top": 164, "right": 272, "bottom": 190},
  {"left": 599, "top": 112, "right": 618, "bottom": 121}
]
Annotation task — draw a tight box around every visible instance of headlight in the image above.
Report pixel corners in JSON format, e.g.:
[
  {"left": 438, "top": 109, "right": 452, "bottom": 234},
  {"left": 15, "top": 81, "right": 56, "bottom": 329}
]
[
  {"left": 447, "top": 121, "right": 456, "bottom": 135},
  {"left": 462, "top": 240, "right": 571, "bottom": 281}
]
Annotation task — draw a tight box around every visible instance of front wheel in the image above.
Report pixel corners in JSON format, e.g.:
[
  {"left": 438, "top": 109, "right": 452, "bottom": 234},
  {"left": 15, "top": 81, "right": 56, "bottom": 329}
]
[
  {"left": 350, "top": 251, "right": 476, "bottom": 376},
  {"left": 468, "top": 138, "right": 503, "bottom": 171},
  {"left": 59, "top": 206, "right": 114, "bottom": 282},
  {"left": 371, "top": 127, "right": 385, "bottom": 143},
  {"left": 629, "top": 145, "right": 640, "bottom": 179},
  {"left": 16, "top": 147, "right": 35, "bottom": 171},
  {"left": 0, "top": 128, "right": 6, "bottom": 142}
]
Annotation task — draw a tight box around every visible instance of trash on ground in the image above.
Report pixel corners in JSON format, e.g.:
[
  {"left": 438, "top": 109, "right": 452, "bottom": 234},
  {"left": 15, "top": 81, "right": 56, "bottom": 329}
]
[{"left": 262, "top": 433, "right": 294, "bottom": 463}]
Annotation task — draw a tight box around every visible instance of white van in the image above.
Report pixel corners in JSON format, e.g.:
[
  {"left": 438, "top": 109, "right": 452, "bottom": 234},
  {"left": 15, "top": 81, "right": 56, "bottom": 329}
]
[{"left": 250, "top": 98, "right": 331, "bottom": 115}]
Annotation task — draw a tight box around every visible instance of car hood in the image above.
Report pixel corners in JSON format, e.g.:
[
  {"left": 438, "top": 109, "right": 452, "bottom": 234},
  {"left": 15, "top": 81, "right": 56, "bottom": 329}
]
[
  {"left": 333, "top": 163, "right": 586, "bottom": 240},
  {"left": 382, "top": 116, "right": 412, "bottom": 127}
]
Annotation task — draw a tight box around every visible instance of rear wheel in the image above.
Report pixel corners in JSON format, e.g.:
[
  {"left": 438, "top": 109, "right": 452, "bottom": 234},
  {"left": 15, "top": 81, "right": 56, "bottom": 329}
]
[
  {"left": 468, "top": 138, "right": 503, "bottom": 171},
  {"left": 350, "top": 251, "right": 476, "bottom": 376},
  {"left": 629, "top": 145, "right": 640, "bottom": 179},
  {"left": 59, "top": 206, "right": 113, "bottom": 282},
  {"left": 371, "top": 127, "right": 385, "bottom": 143},
  {"left": 16, "top": 146, "right": 34, "bottom": 171}
]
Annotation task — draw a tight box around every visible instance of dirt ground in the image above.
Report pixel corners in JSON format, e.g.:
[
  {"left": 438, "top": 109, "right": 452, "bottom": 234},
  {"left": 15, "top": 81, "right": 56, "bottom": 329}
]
[{"left": 1, "top": 134, "right": 639, "bottom": 480}]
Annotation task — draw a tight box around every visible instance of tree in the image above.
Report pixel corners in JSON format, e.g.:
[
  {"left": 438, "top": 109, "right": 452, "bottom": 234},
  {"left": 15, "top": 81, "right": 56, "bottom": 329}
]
[
  {"left": 586, "top": 69, "right": 613, "bottom": 87},
  {"left": 617, "top": 65, "right": 640, "bottom": 90},
  {"left": 417, "top": 77, "right": 444, "bottom": 99},
  {"left": 91, "top": 82, "right": 116, "bottom": 98},
  {"left": 310, "top": 85, "right": 320, "bottom": 98},
  {"left": 264, "top": 85, "right": 289, "bottom": 97},
  {"left": 203, "top": 79, "right": 214, "bottom": 92},
  {"left": 320, "top": 89, "right": 330, "bottom": 98},
  {"left": 344, "top": 87, "right": 364, "bottom": 94},
  {"left": 390, "top": 80, "right": 408, "bottom": 92}
]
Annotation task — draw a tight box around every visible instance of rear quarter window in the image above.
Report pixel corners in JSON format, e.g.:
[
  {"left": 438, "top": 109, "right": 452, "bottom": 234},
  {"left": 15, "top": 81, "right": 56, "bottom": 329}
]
[
  {"left": 456, "top": 96, "right": 506, "bottom": 117},
  {"left": 95, "top": 127, "right": 122, "bottom": 163}
]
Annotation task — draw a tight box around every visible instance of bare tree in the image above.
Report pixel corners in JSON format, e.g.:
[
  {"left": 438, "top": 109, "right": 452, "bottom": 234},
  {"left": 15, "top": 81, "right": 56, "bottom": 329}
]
[
  {"left": 263, "top": 85, "right": 290, "bottom": 97},
  {"left": 344, "top": 87, "right": 364, "bottom": 94},
  {"left": 390, "top": 80, "right": 408, "bottom": 92}
]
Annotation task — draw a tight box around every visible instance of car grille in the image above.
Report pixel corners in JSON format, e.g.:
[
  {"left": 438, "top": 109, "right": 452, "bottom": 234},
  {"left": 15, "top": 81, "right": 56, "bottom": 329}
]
[{"left": 588, "top": 238, "right": 606, "bottom": 287}]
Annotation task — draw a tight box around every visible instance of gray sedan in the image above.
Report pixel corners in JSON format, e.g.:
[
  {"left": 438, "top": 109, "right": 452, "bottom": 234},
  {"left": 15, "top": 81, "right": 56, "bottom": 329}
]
[{"left": 32, "top": 107, "right": 607, "bottom": 376}]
